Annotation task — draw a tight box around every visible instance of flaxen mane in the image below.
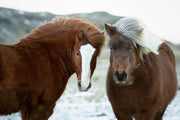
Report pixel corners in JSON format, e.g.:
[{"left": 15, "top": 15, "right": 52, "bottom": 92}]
[
  {"left": 114, "top": 17, "right": 163, "bottom": 58},
  {"left": 24, "top": 17, "right": 105, "bottom": 51}
]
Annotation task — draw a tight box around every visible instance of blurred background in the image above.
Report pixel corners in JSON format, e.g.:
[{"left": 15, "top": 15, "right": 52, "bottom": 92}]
[{"left": 0, "top": 0, "right": 180, "bottom": 119}]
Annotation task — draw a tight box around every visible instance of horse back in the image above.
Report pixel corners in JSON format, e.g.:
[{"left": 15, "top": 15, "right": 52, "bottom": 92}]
[
  {"left": 157, "top": 42, "right": 177, "bottom": 106},
  {"left": 159, "top": 42, "right": 176, "bottom": 69}
]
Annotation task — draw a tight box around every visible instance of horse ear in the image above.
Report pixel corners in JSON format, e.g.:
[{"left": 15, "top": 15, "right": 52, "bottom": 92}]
[
  {"left": 76, "top": 31, "right": 84, "bottom": 43},
  {"left": 78, "top": 31, "right": 84, "bottom": 40},
  {"left": 139, "top": 28, "right": 144, "bottom": 33},
  {"left": 104, "top": 23, "right": 116, "bottom": 36}
]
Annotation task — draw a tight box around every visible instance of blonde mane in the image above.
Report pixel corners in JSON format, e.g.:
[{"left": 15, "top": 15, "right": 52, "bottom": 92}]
[
  {"left": 114, "top": 17, "right": 163, "bottom": 56},
  {"left": 23, "top": 17, "right": 105, "bottom": 50}
]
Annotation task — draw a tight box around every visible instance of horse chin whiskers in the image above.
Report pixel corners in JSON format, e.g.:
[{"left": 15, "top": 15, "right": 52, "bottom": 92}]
[
  {"left": 115, "top": 75, "right": 134, "bottom": 86},
  {"left": 115, "top": 80, "right": 127, "bottom": 85},
  {"left": 115, "top": 80, "right": 133, "bottom": 86},
  {"left": 78, "top": 87, "right": 88, "bottom": 92}
]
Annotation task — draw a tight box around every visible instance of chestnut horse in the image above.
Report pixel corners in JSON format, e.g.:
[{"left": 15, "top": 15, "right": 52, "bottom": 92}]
[
  {"left": 0, "top": 17, "right": 105, "bottom": 120},
  {"left": 105, "top": 17, "right": 177, "bottom": 120}
]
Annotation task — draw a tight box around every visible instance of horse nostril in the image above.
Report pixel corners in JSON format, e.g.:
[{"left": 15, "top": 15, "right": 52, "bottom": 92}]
[
  {"left": 87, "top": 83, "right": 91, "bottom": 90},
  {"left": 78, "top": 81, "right": 81, "bottom": 89},
  {"left": 121, "top": 72, "right": 127, "bottom": 80},
  {"left": 114, "top": 71, "right": 119, "bottom": 77},
  {"left": 78, "top": 81, "right": 91, "bottom": 92}
]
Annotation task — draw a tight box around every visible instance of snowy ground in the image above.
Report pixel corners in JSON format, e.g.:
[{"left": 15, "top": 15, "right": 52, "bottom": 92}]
[{"left": 0, "top": 59, "right": 180, "bottom": 120}]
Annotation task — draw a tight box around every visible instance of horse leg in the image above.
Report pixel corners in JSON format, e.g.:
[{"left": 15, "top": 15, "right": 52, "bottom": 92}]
[
  {"left": 20, "top": 105, "right": 31, "bottom": 120},
  {"left": 30, "top": 104, "right": 54, "bottom": 120},
  {"left": 153, "top": 108, "right": 166, "bottom": 120},
  {"left": 20, "top": 103, "right": 55, "bottom": 120},
  {"left": 112, "top": 108, "right": 132, "bottom": 120},
  {"left": 115, "top": 112, "right": 132, "bottom": 120},
  {"left": 135, "top": 111, "right": 155, "bottom": 120}
]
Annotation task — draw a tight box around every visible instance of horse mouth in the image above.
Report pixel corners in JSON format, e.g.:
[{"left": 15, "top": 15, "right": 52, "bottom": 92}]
[{"left": 78, "top": 81, "right": 91, "bottom": 92}]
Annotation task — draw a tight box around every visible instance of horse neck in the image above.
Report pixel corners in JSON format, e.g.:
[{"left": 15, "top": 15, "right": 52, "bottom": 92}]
[
  {"left": 129, "top": 49, "right": 155, "bottom": 83},
  {"left": 22, "top": 31, "right": 76, "bottom": 79},
  {"left": 44, "top": 33, "right": 75, "bottom": 77}
]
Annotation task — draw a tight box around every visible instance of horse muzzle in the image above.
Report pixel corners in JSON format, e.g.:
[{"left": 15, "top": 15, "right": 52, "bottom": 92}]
[
  {"left": 113, "top": 71, "right": 128, "bottom": 85},
  {"left": 78, "top": 81, "right": 91, "bottom": 92}
]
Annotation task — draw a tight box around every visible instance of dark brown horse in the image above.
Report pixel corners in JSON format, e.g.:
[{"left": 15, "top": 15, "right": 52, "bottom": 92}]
[
  {"left": 105, "top": 17, "right": 177, "bottom": 120},
  {"left": 0, "top": 17, "right": 105, "bottom": 120}
]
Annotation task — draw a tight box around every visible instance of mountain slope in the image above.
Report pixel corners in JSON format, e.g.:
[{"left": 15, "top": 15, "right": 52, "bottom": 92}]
[{"left": 0, "top": 7, "right": 122, "bottom": 44}]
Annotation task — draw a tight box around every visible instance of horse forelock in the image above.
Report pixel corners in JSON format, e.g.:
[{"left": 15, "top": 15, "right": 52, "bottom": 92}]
[
  {"left": 114, "top": 17, "right": 163, "bottom": 58},
  {"left": 23, "top": 17, "right": 105, "bottom": 54}
]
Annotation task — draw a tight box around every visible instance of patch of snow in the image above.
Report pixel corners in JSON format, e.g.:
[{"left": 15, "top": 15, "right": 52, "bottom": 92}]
[{"left": 0, "top": 67, "right": 179, "bottom": 120}]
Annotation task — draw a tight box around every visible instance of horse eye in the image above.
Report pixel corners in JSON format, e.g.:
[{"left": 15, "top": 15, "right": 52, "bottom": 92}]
[
  {"left": 76, "top": 52, "right": 79, "bottom": 56},
  {"left": 110, "top": 47, "right": 112, "bottom": 50},
  {"left": 127, "top": 47, "right": 133, "bottom": 50}
]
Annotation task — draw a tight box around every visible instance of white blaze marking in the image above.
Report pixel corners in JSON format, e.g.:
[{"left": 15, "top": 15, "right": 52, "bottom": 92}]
[{"left": 80, "top": 44, "right": 96, "bottom": 88}]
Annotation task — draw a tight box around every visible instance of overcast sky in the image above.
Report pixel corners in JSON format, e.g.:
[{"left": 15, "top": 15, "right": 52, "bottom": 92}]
[{"left": 0, "top": 0, "right": 180, "bottom": 44}]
